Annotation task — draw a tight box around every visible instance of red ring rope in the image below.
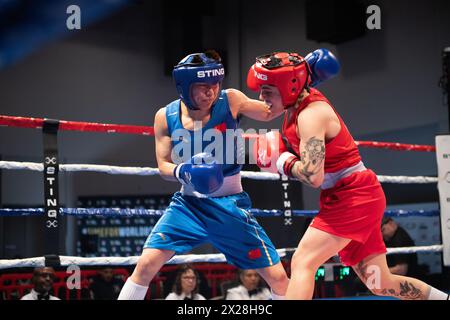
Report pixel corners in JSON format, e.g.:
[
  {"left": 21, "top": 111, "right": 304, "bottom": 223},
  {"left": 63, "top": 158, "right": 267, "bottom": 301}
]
[
  {"left": 0, "top": 115, "right": 436, "bottom": 152},
  {"left": 0, "top": 115, "right": 154, "bottom": 136}
]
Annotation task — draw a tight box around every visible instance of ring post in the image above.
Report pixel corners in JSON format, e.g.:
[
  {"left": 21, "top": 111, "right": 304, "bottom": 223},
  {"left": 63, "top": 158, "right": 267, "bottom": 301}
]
[{"left": 42, "top": 119, "right": 60, "bottom": 255}]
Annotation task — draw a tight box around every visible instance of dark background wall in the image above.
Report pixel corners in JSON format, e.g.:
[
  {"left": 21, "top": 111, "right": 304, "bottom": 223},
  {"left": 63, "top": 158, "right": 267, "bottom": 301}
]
[{"left": 0, "top": 0, "right": 448, "bottom": 258}]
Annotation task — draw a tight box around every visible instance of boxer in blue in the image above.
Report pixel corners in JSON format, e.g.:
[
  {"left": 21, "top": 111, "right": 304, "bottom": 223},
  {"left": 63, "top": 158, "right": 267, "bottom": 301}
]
[{"left": 118, "top": 50, "right": 289, "bottom": 300}]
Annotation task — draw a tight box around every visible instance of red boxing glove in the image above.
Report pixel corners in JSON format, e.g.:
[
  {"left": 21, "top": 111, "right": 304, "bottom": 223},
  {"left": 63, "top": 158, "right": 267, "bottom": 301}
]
[{"left": 253, "top": 131, "right": 287, "bottom": 173}]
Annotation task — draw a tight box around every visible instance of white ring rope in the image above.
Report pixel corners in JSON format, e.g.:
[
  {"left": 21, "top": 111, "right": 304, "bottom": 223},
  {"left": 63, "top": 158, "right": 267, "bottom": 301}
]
[
  {"left": 0, "top": 161, "right": 438, "bottom": 184},
  {"left": 0, "top": 249, "right": 287, "bottom": 269},
  {"left": 376, "top": 175, "right": 438, "bottom": 184},
  {"left": 0, "top": 246, "right": 442, "bottom": 270},
  {"left": 385, "top": 245, "right": 444, "bottom": 254},
  {"left": 0, "top": 161, "right": 161, "bottom": 176}
]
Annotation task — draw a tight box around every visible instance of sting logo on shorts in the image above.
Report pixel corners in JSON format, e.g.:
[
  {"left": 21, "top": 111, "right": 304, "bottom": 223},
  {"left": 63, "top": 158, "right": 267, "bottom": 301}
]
[{"left": 247, "top": 248, "right": 262, "bottom": 260}]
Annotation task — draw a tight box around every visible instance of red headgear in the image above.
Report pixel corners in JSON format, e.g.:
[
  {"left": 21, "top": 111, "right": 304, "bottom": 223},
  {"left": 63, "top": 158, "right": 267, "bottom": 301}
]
[{"left": 247, "top": 52, "right": 311, "bottom": 108}]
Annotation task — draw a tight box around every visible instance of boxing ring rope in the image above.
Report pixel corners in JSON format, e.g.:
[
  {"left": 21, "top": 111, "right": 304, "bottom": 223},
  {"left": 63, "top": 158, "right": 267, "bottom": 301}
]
[
  {"left": 0, "top": 114, "right": 444, "bottom": 271},
  {"left": 1, "top": 251, "right": 290, "bottom": 270},
  {"left": 0, "top": 246, "right": 444, "bottom": 270},
  {"left": 0, "top": 115, "right": 437, "bottom": 152},
  {"left": 0, "top": 207, "right": 440, "bottom": 218},
  {"left": 0, "top": 160, "right": 438, "bottom": 183}
]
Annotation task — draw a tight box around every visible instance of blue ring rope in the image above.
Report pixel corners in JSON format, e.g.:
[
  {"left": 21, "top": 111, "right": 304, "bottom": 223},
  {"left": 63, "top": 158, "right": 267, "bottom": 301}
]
[{"left": 0, "top": 208, "right": 440, "bottom": 217}]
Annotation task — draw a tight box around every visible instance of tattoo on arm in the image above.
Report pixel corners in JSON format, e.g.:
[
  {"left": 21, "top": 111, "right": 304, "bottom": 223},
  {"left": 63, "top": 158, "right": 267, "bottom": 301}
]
[
  {"left": 300, "top": 151, "right": 307, "bottom": 165},
  {"left": 292, "top": 136, "right": 325, "bottom": 186}
]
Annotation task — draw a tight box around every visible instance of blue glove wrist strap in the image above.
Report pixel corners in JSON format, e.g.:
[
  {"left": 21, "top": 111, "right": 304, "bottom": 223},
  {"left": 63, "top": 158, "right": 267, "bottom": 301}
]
[{"left": 173, "top": 164, "right": 187, "bottom": 185}]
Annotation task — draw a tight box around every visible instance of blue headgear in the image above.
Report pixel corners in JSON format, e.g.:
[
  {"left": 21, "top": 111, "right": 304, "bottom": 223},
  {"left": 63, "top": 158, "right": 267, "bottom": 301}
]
[{"left": 173, "top": 52, "right": 225, "bottom": 110}]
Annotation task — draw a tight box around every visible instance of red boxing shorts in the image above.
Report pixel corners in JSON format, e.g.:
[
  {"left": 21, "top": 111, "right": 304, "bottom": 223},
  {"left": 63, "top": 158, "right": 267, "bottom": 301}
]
[{"left": 310, "top": 169, "right": 387, "bottom": 266}]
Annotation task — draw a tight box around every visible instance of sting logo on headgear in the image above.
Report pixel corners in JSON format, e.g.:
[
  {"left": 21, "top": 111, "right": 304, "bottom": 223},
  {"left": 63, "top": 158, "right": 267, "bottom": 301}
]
[
  {"left": 197, "top": 68, "right": 225, "bottom": 78},
  {"left": 247, "top": 52, "right": 311, "bottom": 108},
  {"left": 173, "top": 50, "right": 225, "bottom": 110}
]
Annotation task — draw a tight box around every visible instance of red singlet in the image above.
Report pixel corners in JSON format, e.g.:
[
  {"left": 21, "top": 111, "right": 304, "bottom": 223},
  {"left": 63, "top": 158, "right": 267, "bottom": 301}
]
[{"left": 282, "top": 88, "right": 387, "bottom": 266}]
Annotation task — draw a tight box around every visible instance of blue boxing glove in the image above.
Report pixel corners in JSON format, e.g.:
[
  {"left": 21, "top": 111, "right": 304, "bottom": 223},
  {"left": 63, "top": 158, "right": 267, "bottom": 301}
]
[
  {"left": 305, "top": 48, "right": 340, "bottom": 87},
  {"left": 174, "top": 152, "right": 224, "bottom": 195}
]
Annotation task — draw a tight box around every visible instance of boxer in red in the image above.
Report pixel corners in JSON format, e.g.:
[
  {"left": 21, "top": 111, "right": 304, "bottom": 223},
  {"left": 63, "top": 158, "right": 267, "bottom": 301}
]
[{"left": 247, "top": 50, "right": 449, "bottom": 300}]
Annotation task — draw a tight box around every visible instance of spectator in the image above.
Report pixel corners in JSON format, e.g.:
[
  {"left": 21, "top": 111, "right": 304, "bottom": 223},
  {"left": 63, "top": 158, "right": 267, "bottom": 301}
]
[
  {"left": 164, "top": 266, "right": 211, "bottom": 299},
  {"left": 21, "top": 267, "right": 60, "bottom": 300},
  {"left": 165, "top": 264, "right": 206, "bottom": 300},
  {"left": 89, "top": 268, "right": 125, "bottom": 300},
  {"left": 226, "top": 269, "right": 271, "bottom": 300},
  {"left": 381, "top": 217, "right": 424, "bottom": 277}
]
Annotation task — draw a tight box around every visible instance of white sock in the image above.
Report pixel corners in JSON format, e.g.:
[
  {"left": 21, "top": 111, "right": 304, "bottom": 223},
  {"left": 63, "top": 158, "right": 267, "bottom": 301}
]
[
  {"left": 271, "top": 289, "right": 285, "bottom": 300},
  {"left": 118, "top": 278, "right": 149, "bottom": 300},
  {"left": 427, "top": 286, "right": 449, "bottom": 300}
]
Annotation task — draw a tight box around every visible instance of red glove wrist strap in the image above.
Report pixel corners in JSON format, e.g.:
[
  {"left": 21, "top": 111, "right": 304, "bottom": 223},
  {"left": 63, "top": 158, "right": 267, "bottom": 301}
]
[{"left": 284, "top": 156, "right": 300, "bottom": 177}]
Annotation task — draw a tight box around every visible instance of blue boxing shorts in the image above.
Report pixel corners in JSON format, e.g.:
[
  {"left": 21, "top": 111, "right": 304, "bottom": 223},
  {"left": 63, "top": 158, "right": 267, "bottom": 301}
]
[{"left": 143, "top": 191, "right": 280, "bottom": 269}]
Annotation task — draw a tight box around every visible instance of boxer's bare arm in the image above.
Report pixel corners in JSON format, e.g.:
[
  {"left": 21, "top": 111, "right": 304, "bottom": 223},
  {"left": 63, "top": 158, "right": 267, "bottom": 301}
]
[
  {"left": 226, "top": 88, "right": 284, "bottom": 121},
  {"left": 291, "top": 102, "right": 329, "bottom": 188},
  {"left": 154, "top": 108, "right": 177, "bottom": 181}
]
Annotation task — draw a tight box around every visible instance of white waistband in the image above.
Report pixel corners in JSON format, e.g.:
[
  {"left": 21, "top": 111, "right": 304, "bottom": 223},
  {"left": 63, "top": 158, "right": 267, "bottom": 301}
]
[
  {"left": 321, "top": 161, "right": 367, "bottom": 190},
  {"left": 181, "top": 173, "right": 243, "bottom": 198}
]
